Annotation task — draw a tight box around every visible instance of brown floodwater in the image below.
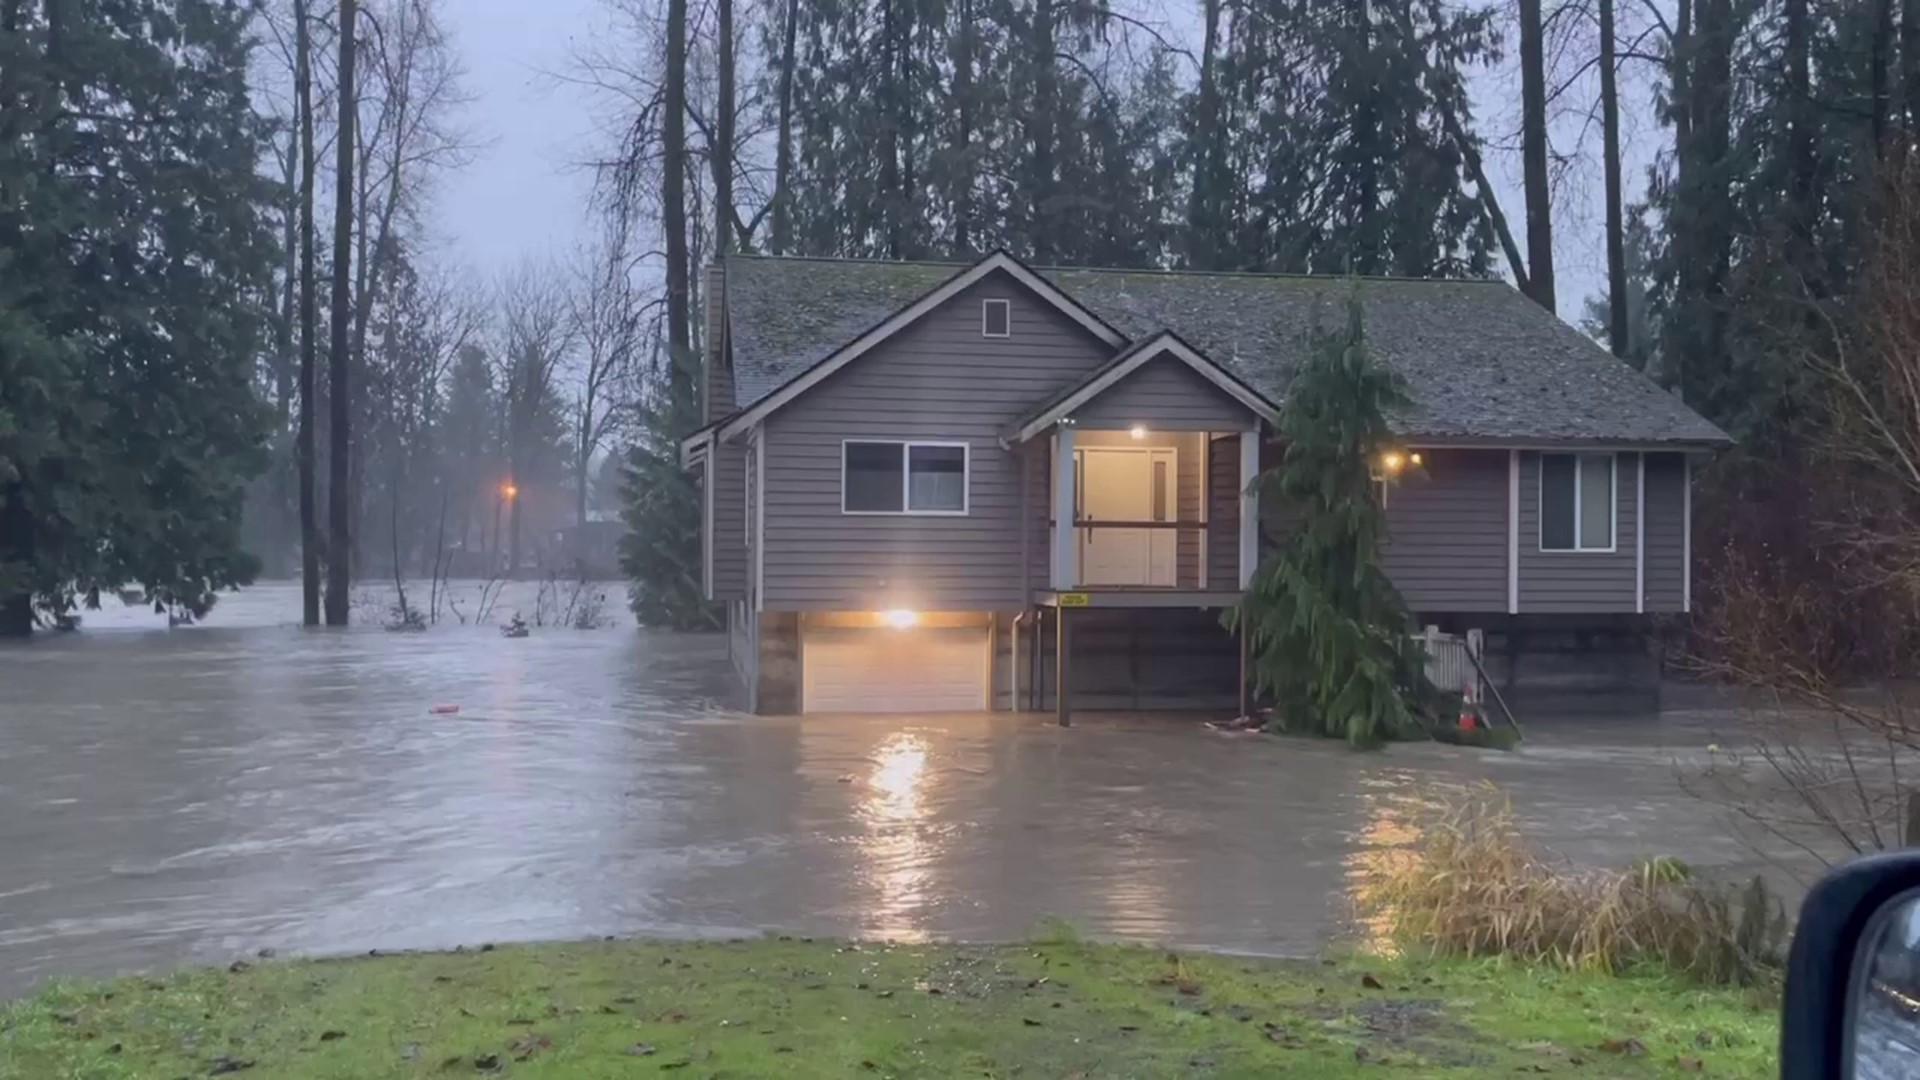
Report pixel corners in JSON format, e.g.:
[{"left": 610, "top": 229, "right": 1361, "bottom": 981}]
[{"left": 0, "top": 582, "right": 1799, "bottom": 998}]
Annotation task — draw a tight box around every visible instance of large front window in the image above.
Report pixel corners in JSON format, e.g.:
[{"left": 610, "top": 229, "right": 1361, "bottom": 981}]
[
  {"left": 842, "top": 441, "right": 968, "bottom": 514},
  {"left": 1540, "top": 452, "right": 1615, "bottom": 551}
]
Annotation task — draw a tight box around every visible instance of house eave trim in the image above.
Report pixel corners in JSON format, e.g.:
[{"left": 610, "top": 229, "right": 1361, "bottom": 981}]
[
  {"left": 717, "top": 251, "right": 1128, "bottom": 442},
  {"left": 1006, "top": 333, "right": 1279, "bottom": 445}
]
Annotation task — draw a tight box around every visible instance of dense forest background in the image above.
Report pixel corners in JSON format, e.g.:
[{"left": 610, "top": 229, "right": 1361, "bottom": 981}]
[{"left": 5, "top": 0, "right": 1920, "bottom": 670}]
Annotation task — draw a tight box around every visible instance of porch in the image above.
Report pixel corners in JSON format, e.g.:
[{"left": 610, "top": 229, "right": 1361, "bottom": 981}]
[
  {"left": 1000, "top": 332, "right": 1276, "bottom": 726},
  {"left": 1021, "top": 424, "right": 1265, "bottom": 599}
]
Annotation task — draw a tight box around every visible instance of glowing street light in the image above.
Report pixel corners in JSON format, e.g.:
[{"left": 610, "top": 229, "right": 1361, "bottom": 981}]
[{"left": 501, "top": 482, "right": 519, "bottom": 500}]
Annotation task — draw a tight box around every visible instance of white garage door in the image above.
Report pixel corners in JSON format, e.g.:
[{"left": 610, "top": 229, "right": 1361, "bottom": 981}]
[{"left": 803, "top": 624, "right": 989, "bottom": 713}]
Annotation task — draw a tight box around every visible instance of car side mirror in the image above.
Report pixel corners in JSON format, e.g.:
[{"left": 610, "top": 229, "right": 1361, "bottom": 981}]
[
  {"left": 1851, "top": 889, "right": 1920, "bottom": 1078},
  {"left": 1783, "top": 852, "right": 1920, "bottom": 1078}
]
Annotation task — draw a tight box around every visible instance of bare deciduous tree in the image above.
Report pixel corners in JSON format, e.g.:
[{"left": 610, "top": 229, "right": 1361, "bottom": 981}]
[
  {"left": 1683, "top": 155, "right": 1920, "bottom": 866},
  {"left": 326, "top": 0, "right": 360, "bottom": 626},
  {"left": 567, "top": 230, "right": 646, "bottom": 528}
]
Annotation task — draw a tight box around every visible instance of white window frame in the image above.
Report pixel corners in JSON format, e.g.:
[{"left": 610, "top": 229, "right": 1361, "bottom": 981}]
[
  {"left": 981, "top": 298, "right": 1012, "bottom": 338},
  {"left": 1537, "top": 452, "right": 1618, "bottom": 553},
  {"left": 840, "top": 439, "right": 971, "bottom": 516}
]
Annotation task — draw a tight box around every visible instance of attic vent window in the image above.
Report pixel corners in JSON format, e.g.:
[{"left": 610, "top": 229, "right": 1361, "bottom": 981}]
[{"left": 982, "top": 299, "right": 1011, "bottom": 338}]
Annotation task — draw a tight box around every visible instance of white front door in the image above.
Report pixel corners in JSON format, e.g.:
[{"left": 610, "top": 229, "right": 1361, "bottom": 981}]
[{"left": 1075, "top": 447, "right": 1176, "bottom": 586}]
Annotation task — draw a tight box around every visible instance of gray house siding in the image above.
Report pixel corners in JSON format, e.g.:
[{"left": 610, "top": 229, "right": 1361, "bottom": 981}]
[
  {"left": 1517, "top": 450, "right": 1640, "bottom": 613},
  {"left": 1384, "top": 449, "right": 1510, "bottom": 614},
  {"left": 1643, "top": 452, "right": 1687, "bottom": 612},
  {"left": 1207, "top": 436, "right": 1239, "bottom": 588},
  {"left": 1024, "top": 442, "right": 1049, "bottom": 589},
  {"left": 760, "top": 274, "right": 1117, "bottom": 610},
  {"left": 744, "top": 430, "right": 759, "bottom": 603},
  {"left": 705, "top": 264, "right": 748, "bottom": 601},
  {"left": 710, "top": 444, "right": 748, "bottom": 600},
  {"left": 1072, "top": 357, "right": 1258, "bottom": 430}
]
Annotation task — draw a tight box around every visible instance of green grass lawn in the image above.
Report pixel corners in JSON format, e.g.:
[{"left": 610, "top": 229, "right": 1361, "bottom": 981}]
[{"left": 0, "top": 938, "right": 1778, "bottom": 1078}]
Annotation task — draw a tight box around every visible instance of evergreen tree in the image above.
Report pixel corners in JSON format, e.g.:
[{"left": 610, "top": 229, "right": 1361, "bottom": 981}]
[
  {"left": 0, "top": 0, "right": 277, "bottom": 635},
  {"left": 620, "top": 344, "right": 716, "bottom": 629},
  {"left": 1232, "top": 299, "right": 1429, "bottom": 747},
  {"left": 1194, "top": 0, "right": 1498, "bottom": 276}
]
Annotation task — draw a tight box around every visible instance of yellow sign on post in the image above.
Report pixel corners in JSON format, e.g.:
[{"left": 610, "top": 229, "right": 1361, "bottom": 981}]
[{"left": 1057, "top": 592, "right": 1091, "bottom": 607}]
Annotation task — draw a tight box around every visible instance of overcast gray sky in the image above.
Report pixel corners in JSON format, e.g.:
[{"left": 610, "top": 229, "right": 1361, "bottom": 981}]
[
  {"left": 430, "top": 0, "right": 601, "bottom": 272},
  {"left": 433, "top": 2, "right": 1661, "bottom": 323}
]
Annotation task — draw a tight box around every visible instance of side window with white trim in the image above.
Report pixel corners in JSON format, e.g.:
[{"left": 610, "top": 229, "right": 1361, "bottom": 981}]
[
  {"left": 982, "top": 298, "right": 1011, "bottom": 338},
  {"left": 1539, "top": 452, "right": 1616, "bottom": 551},
  {"left": 843, "top": 441, "right": 969, "bottom": 514}
]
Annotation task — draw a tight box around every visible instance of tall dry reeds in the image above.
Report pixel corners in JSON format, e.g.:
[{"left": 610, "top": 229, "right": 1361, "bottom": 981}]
[{"left": 1359, "top": 788, "right": 1787, "bottom": 987}]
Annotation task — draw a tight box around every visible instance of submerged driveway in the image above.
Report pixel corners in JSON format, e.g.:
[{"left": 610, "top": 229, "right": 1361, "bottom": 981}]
[{"left": 0, "top": 586, "right": 1783, "bottom": 997}]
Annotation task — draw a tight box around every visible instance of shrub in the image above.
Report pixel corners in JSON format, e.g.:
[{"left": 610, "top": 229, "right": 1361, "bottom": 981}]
[{"left": 1359, "top": 787, "right": 1787, "bottom": 987}]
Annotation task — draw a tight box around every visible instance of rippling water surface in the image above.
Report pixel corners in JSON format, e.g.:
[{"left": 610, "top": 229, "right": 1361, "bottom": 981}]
[{"left": 0, "top": 581, "right": 1793, "bottom": 996}]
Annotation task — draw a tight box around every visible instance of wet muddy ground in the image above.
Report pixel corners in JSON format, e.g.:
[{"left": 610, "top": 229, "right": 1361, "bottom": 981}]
[{"left": 0, "top": 583, "right": 1804, "bottom": 998}]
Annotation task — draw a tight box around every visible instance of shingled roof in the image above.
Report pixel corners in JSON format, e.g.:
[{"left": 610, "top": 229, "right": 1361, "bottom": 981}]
[{"left": 721, "top": 254, "right": 1730, "bottom": 446}]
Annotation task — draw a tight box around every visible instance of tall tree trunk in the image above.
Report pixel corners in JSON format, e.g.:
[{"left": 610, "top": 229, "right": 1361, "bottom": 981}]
[
  {"left": 296, "top": 0, "right": 320, "bottom": 626},
  {"left": 325, "top": 0, "right": 358, "bottom": 626},
  {"left": 1785, "top": 0, "right": 1816, "bottom": 272},
  {"left": 277, "top": 148, "right": 297, "bottom": 421},
  {"left": 898, "top": 1, "right": 915, "bottom": 258},
  {"left": 1872, "top": 0, "right": 1895, "bottom": 155},
  {"left": 1189, "top": 0, "right": 1222, "bottom": 269},
  {"left": 1519, "top": 0, "right": 1555, "bottom": 311},
  {"left": 1352, "top": 0, "right": 1380, "bottom": 272},
  {"left": 1029, "top": 0, "right": 1056, "bottom": 262},
  {"left": 1600, "top": 0, "right": 1627, "bottom": 355},
  {"left": 880, "top": 0, "right": 901, "bottom": 258},
  {"left": 664, "top": 0, "right": 689, "bottom": 358},
  {"left": 576, "top": 425, "right": 591, "bottom": 527},
  {"left": 1668, "top": 0, "right": 1693, "bottom": 397},
  {"left": 1699, "top": 0, "right": 1735, "bottom": 387},
  {"left": 1904, "top": 0, "right": 1919, "bottom": 133},
  {"left": 951, "top": 0, "right": 974, "bottom": 255},
  {"left": 712, "top": 0, "right": 736, "bottom": 255},
  {"left": 771, "top": 0, "right": 797, "bottom": 255}
]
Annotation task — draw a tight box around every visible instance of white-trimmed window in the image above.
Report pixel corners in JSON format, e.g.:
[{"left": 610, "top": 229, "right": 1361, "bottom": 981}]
[
  {"left": 982, "top": 298, "right": 1011, "bottom": 338},
  {"left": 1539, "top": 452, "right": 1615, "bottom": 552},
  {"left": 842, "top": 440, "right": 969, "bottom": 514}
]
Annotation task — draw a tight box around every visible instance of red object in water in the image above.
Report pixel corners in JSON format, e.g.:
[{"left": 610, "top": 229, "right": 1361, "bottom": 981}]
[{"left": 430, "top": 704, "right": 461, "bottom": 715}]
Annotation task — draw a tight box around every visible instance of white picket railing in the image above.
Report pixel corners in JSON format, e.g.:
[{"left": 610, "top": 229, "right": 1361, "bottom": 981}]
[{"left": 1416, "top": 626, "right": 1483, "bottom": 705}]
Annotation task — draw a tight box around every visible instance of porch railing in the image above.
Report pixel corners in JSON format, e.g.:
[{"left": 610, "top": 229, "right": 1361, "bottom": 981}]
[{"left": 1047, "top": 517, "right": 1219, "bottom": 590}]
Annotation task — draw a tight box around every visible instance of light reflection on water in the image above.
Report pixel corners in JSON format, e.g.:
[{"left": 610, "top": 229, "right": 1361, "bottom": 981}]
[{"left": 855, "top": 732, "right": 934, "bottom": 941}]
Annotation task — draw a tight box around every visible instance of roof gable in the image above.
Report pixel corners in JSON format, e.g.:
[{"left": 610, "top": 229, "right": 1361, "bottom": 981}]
[
  {"left": 1006, "top": 331, "right": 1276, "bottom": 443},
  {"left": 717, "top": 251, "right": 1125, "bottom": 439}
]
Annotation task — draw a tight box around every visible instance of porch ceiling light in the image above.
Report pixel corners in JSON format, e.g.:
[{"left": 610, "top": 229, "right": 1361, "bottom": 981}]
[
  {"left": 1410, "top": 451, "right": 1424, "bottom": 466},
  {"left": 1129, "top": 425, "right": 1148, "bottom": 440},
  {"left": 1380, "top": 451, "right": 1405, "bottom": 474},
  {"left": 881, "top": 608, "right": 918, "bottom": 630}
]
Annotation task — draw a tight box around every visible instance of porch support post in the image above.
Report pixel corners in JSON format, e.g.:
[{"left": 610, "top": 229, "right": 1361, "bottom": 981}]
[
  {"left": 1238, "top": 427, "right": 1260, "bottom": 588},
  {"left": 1009, "top": 614, "right": 1021, "bottom": 714},
  {"left": 1051, "top": 426, "right": 1077, "bottom": 589},
  {"left": 1055, "top": 605, "right": 1072, "bottom": 727},
  {"left": 1238, "top": 616, "right": 1252, "bottom": 720}
]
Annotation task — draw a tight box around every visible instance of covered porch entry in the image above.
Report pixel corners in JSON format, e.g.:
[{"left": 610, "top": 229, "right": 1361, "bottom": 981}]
[{"left": 1001, "top": 331, "right": 1277, "bottom": 725}]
